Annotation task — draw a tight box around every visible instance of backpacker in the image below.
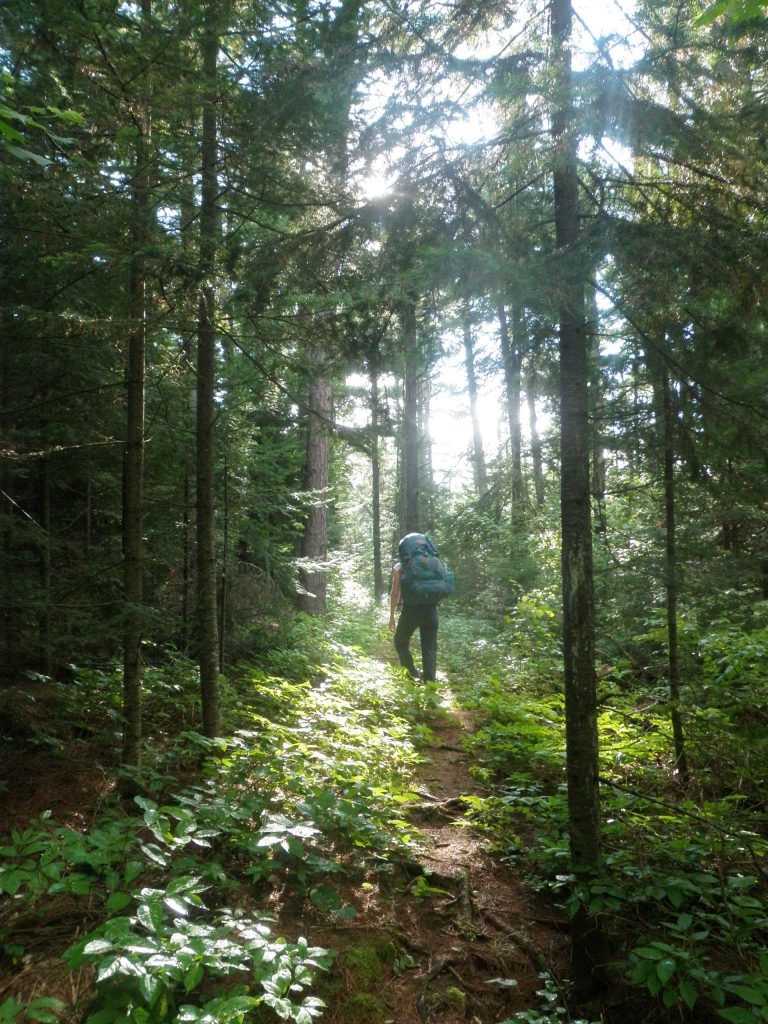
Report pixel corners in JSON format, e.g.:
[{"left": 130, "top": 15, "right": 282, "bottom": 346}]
[{"left": 398, "top": 533, "right": 454, "bottom": 604}]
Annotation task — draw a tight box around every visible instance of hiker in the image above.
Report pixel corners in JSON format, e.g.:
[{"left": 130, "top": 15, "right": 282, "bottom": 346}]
[{"left": 388, "top": 533, "right": 453, "bottom": 682}]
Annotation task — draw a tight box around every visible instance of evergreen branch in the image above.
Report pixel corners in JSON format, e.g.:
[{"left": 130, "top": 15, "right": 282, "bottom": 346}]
[
  {"left": 592, "top": 279, "right": 768, "bottom": 423},
  {"left": 602, "top": 779, "right": 768, "bottom": 885}
]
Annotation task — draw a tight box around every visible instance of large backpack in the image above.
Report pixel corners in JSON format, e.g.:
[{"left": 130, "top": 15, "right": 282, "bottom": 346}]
[{"left": 398, "top": 533, "right": 454, "bottom": 604}]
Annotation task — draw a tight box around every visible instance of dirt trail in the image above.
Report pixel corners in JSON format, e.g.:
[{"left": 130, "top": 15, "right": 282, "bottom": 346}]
[
  {"left": 394, "top": 698, "right": 568, "bottom": 1022},
  {"left": 313, "top": 690, "right": 570, "bottom": 1024}
]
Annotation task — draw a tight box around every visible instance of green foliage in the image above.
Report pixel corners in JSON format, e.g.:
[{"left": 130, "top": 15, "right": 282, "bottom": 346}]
[
  {"left": 0, "top": 813, "right": 140, "bottom": 902},
  {"left": 497, "top": 971, "right": 601, "bottom": 1024},
  {"left": 442, "top": 601, "right": 768, "bottom": 1023},
  {"left": 0, "top": 997, "right": 68, "bottom": 1024},
  {"left": 696, "top": 0, "right": 768, "bottom": 27},
  {"left": 0, "top": 73, "right": 81, "bottom": 166},
  {"left": 1, "top": 614, "right": 432, "bottom": 1020},
  {"left": 64, "top": 885, "right": 330, "bottom": 1024}
]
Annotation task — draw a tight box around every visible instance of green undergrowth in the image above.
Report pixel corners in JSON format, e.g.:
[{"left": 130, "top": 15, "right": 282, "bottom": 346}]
[
  {"left": 6, "top": 586, "right": 768, "bottom": 1024},
  {"left": 438, "top": 595, "right": 768, "bottom": 1024},
  {"left": 0, "top": 605, "right": 432, "bottom": 1024}
]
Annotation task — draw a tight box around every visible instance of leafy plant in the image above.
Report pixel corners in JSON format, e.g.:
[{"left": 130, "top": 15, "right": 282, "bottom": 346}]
[{"left": 64, "top": 878, "right": 331, "bottom": 1024}]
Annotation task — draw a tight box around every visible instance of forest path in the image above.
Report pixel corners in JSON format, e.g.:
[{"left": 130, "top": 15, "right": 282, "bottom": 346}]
[
  {"left": 307, "top": 666, "right": 570, "bottom": 1024},
  {"left": 0, "top": 647, "right": 570, "bottom": 1024}
]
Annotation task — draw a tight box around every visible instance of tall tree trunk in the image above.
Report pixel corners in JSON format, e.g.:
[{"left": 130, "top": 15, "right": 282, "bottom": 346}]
[
  {"left": 462, "top": 300, "right": 488, "bottom": 497},
  {"left": 0, "top": 320, "right": 11, "bottom": 667},
  {"left": 196, "top": 0, "right": 221, "bottom": 737},
  {"left": 499, "top": 300, "right": 524, "bottom": 510},
  {"left": 181, "top": 469, "right": 192, "bottom": 654},
  {"left": 40, "top": 453, "right": 52, "bottom": 676},
  {"left": 402, "top": 299, "right": 420, "bottom": 533},
  {"left": 297, "top": 0, "right": 361, "bottom": 613},
  {"left": 588, "top": 288, "right": 607, "bottom": 534},
  {"left": 526, "top": 359, "right": 546, "bottom": 510},
  {"left": 551, "top": 0, "right": 604, "bottom": 992},
  {"left": 122, "top": 0, "right": 151, "bottom": 772},
  {"left": 219, "top": 457, "right": 229, "bottom": 669},
  {"left": 298, "top": 352, "right": 332, "bottom": 615},
  {"left": 417, "top": 369, "right": 435, "bottom": 529},
  {"left": 662, "top": 372, "right": 689, "bottom": 781},
  {"left": 370, "top": 362, "right": 385, "bottom": 600}
]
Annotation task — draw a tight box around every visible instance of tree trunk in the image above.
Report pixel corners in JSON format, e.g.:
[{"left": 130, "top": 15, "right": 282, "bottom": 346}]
[
  {"left": 181, "top": 469, "right": 192, "bottom": 653},
  {"left": 526, "top": 359, "right": 546, "bottom": 510},
  {"left": 588, "top": 287, "right": 607, "bottom": 533},
  {"left": 551, "top": 0, "right": 604, "bottom": 992},
  {"left": 499, "top": 299, "right": 525, "bottom": 511},
  {"left": 196, "top": 0, "right": 221, "bottom": 737},
  {"left": 662, "top": 372, "right": 689, "bottom": 781},
  {"left": 219, "top": 458, "right": 229, "bottom": 669},
  {"left": 462, "top": 300, "right": 488, "bottom": 497},
  {"left": 417, "top": 369, "right": 434, "bottom": 529},
  {"left": 121, "top": 0, "right": 151, "bottom": 772},
  {"left": 370, "top": 363, "right": 385, "bottom": 600},
  {"left": 40, "top": 453, "right": 52, "bottom": 676},
  {"left": 298, "top": 353, "right": 332, "bottom": 615},
  {"left": 402, "top": 299, "right": 420, "bottom": 533},
  {"left": 0, "top": 321, "right": 11, "bottom": 667}
]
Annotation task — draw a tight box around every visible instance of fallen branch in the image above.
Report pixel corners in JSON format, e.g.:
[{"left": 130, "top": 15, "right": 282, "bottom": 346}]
[
  {"left": 408, "top": 796, "right": 469, "bottom": 821},
  {"left": 481, "top": 909, "right": 549, "bottom": 973}
]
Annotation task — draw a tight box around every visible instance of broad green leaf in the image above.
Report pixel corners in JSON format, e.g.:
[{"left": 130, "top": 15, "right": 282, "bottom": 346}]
[
  {"left": 634, "top": 945, "right": 665, "bottom": 961},
  {"left": 0, "top": 871, "right": 25, "bottom": 896},
  {"left": 725, "top": 987, "right": 766, "bottom": 1008},
  {"left": 25, "top": 997, "right": 68, "bottom": 1024},
  {"left": 0, "top": 120, "right": 24, "bottom": 142},
  {"left": 164, "top": 897, "right": 190, "bottom": 917},
  {"left": 3, "top": 143, "right": 51, "bottom": 166},
  {"left": 184, "top": 962, "right": 205, "bottom": 993},
  {"left": 106, "top": 892, "right": 132, "bottom": 913},
  {"left": 256, "top": 834, "right": 283, "bottom": 848},
  {"left": 659, "top": 958, "right": 675, "bottom": 983},
  {"left": 679, "top": 979, "right": 698, "bottom": 1010},
  {"left": 83, "top": 938, "right": 114, "bottom": 956},
  {"left": 138, "top": 974, "right": 161, "bottom": 1006},
  {"left": 718, "top": 1008, "right": 760, "bottom": 1024},
  {"left": 0, "top": 998, "right": 22, "bottom": 1024}
]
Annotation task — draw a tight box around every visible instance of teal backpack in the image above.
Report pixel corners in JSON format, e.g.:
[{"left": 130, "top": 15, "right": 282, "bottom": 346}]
[{"left": 398, "top": 533, "right": 454, "bottom": 604}]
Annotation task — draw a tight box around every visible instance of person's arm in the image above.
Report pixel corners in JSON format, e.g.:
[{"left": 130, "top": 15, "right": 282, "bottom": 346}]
[{"left": 388, "top": 565, "right": 401, "bottom": 631}]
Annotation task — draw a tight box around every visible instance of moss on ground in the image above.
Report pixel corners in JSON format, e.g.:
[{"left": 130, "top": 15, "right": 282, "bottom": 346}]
[{"left": 320, "top": 937, "right": 398, "bottom": 1022}]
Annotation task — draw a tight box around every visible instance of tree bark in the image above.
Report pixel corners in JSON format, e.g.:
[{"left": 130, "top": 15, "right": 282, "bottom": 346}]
[
  {"left": 370, "top": 362, "right": 385, "bottom": 600},
  {"left": 196, "top": 0, "right": 221, "bottom": 737},
  {"left": 40, "top": 451, "right": 52, "bottom": 677},
  {"left": 417, "top": 369, "right": 435, "bottom": 528},
  {"left": 121, "top": 0, "right": 151, "bottom": 773},
  {"left": 462, "top": 300, "right": 488, "bottom": 497},
  {"left": 588, "top": 288, "right": 607, "bottom": 534},
  {"left": 526, "top": 359, "right": 546, "bottom": 510},
  {"left": 219, "top": 457, "right": 229, "bottom": 669},
  {"left": 499, "top": 299, "right": 525, "bottom": 511},
  {"left": 402, "top": 299, "right": 420, "bottom": 533},
  {"left": 298, "top": 353, "right": 332, "bottom": 615},
  {"left": 551, "top": 0, "right": 604, "bottom": 992},
  {"left": 661, "top": 372, "right": 689, "bottom": 781}
]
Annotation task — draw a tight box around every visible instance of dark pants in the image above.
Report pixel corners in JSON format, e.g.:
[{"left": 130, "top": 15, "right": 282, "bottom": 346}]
[{"left": 394, "top": 603, "right": 439, "bottom": 681}]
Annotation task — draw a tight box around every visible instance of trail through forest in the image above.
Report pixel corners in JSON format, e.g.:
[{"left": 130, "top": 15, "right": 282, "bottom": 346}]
[
  {"left": 366, "top": 693, "right": 570, "bottom": 1023},
  {"left": 266, "top": 645, "right": 571, "bottom": 1024},
  {"left": 1, "top": 649, "right": 571, "bottom": 1024}
]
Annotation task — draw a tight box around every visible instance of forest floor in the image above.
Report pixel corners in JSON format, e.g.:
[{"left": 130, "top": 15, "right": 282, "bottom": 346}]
[
  {"left": 0, "top": 662, "right": 570, "bottom": 1024},
  {"left": 272, "top": 687, "right": 571, "bottom": 1024}
]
